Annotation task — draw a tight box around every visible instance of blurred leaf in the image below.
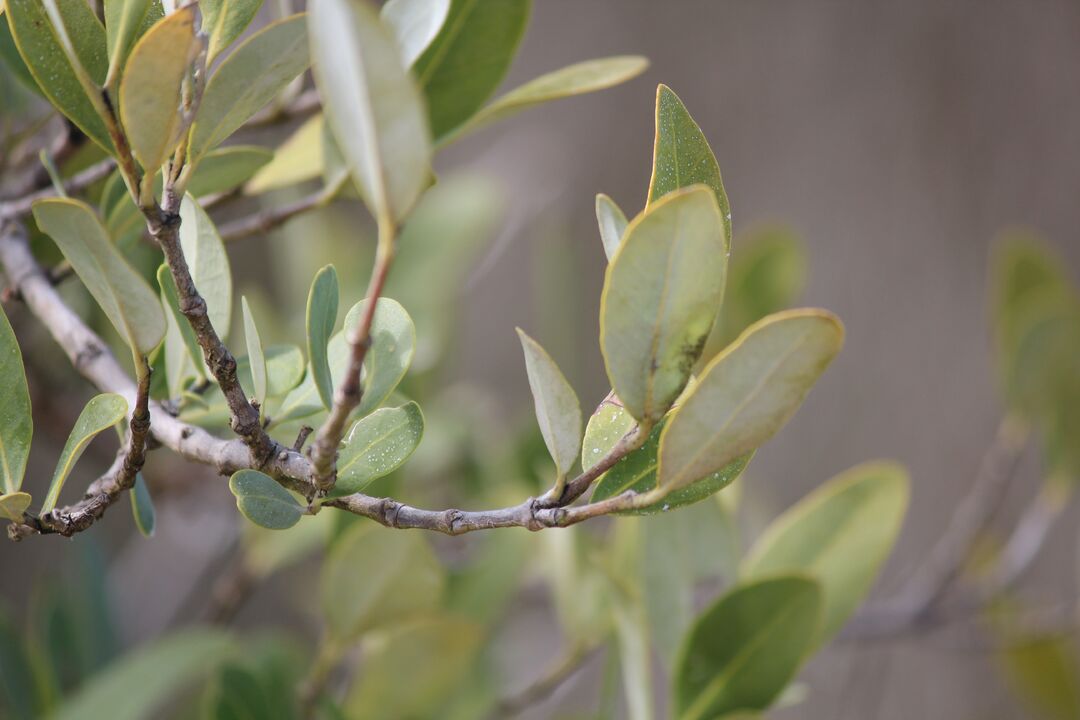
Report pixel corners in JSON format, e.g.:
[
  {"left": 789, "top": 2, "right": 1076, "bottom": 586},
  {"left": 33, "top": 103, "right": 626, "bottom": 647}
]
[
  {"left": 245, "top": 115, "right": 325, "bottom": 194},
  {"left": 188, "top": 146, "right": 273, "bottom": 198},
  {"left": 129, "top": 472, "right": 155, "bottom": 537},
  {"left": 999, "top": 633, "right": 1080, "bottom": 720},
  {"left": 332, "top": 402, "right": 424, "bottom": 495},
  {"left": 348, "top": 297, "right": 417, "bottom": 417},
  {"left": 200, "top": 0, "right": 263, "bottom": 63},
  {"left": 0, "top": 305, "right": 32, "bottom": 494},
  {"left": 612, "top": 597, "right": 654, "bottom": 720},
  {"left": 658, "top": 310, "right": 843, "bottom": 492},
  {"left": 516, "top": 328, "right": 581, "bottom": 478},
  {"left": 322, "top": 523, "right": 444, "bottom": 638},
  {"left": 158, "top": 263, "right": 204, "bottom": 392},
  {"left": 414, "top": 0, "right": 530, "bottom": 141},
  {"left": 179, "top": 195, "right": 233, "bottom": 339},
  {"left": 229, "top": 469, "right": 304, "bottom": 530},
  {"left": 596, "top": 193, "right": 628, "bottom": 262},
  {"left": 244, "top": 508, "right": 334, "bottom": 578},
  {"left": 381, "top": 0, "right": 450, "bottom": 67},
  {"left": 40, "top": 393, "right": 127, "bottom": 513},
  {"left": 742, "top": 461, "right": 909, "bottom": 644},
  {"left": 0, "top": 491, "right": 30, "bottom": 521},
  {"left": 103, "top": 0, "right": 152, "bottom": 85},
  {"left": 242, "top": 297, "right": 268, "bottom": 409},
  {"left": 310, "top": 0, "right": 431, "bottom": 222},
  {"left": 0, "top": 14, "right": 40, "bottom": 96},
  {"left": 306, "top": 265, "right": 339, "bottom": 411},
  {"left": 190, "top": 15, "right": 309, "bottom": 163},
  {"left": 446, "top": 529, "right": 530, "bottom": 623},
  {"left": 202, "top": 663, "right": 276, "bottom": 720},
  {"left": 0, "top": 603, "right": 40, "bottom": 719},
  {"left": 674, "top": 576, "right": 822, "bottom": 720},
  {"left": 33, "top": 198, "right": 166, "bottom": 355},
  {"left": 600, "top": 185, "right": 726, "bottom": 424},
  {"left": 118, "top": 7, "right": 196, "bottom": 171}
]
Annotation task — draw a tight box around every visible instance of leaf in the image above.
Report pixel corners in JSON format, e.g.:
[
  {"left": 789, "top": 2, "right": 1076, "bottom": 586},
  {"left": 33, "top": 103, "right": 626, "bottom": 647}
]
[
  {"left": 244, "top": 114, "right": 324, "bottom": 194},
  {"left": 741, "top": 461, "right": 909, "bottom": 644},
  {"left": 413, "top": 0, "right": 531, "bottom": 141},
  {"left": 516, "top": 328, "right": 582, "bottom": 478},
  {"left": 264, "top": 344, "right": 304, "bottom": 398},
  {"left": 332, "top": 402, "right": 424, "bottom": 495},
  {"left": 600, "top": 185, "right": 727, "bottom": 424},
  {"left": 241, "top": 297, "right": 267, "bottom": 409},
  {"left": 658, "top": 310, "right": 843, "bottom": 492},
  {"left": 129, "top": 473, "right": 155, "bottom": 537},
  {"left": 40, "top": 394, "right": 128, "bottom": 513},
  {"left": 581, "top": 397, "right": 635, "bottom": 472},
  {"left": 309, "top": 0, "right": 431, "bottom": 222},
  {"left": 306, "top": 265, "right": 339, "bottom": 411},
  {"left": 157, "top": 264, "right": 204, "bottom": 388},
  {"left": 999, "top": 633, "right": 1080, "bottom": 720},
  {"left": 200, "top": 0, "right": 263, "bottom": 63},
  {"left": 178, "top": 195, "right": 233, "bottom": 339},
  {"left": 53, "top": 630, "right": 235, "bottom": 720},
  {"left": 0, "top": 603, "right": 41, "bottom": 720},
  {"left": 595, "top": 193, "right": 627, "bottom": 262},
  {"left": 119, "top": 7, "right": 197, "bottom": 172},
  {"left": 0, "top": 305, "right": 31, "bottom": 494},
  {"left": 0, "top": 13, "right": 41, "bottom": 96},
  {"left": 103, "top": 0, "right": 153, "bottom": 86},
  {"left": 202, "top": 663, "right": 275, "bottom": 720},
  {"left": 5, "top": 0, "right": 111, "bottom": 150},
  {"left": 189, "top": 14, "right": 310, "bottom": 164},
  {"left": 321, "top": 522, "right": 444, "bottom": 638},
  {"left": 187, "top": 145, "right": 273, "bottom": 197},
  {"left": 674, "top": 576, "right": 822, "bottom": 720},
  {"left": 0, "top": 491, "right": 31, "bottom": 522},
  {"left": 347, "top": 297, "right": 417, "bottom": 417},
  {"left": 612, "top": 596, "right": 654, "bottom": 720},
  {"left": 228, "top": 469, "right": 303, "bottom": 530},
  {"left": 32, "top": 199, "right": 166, "bottom": 355},
  {"left": 381, "top": 0, "right": 450, "bottom": 67}
]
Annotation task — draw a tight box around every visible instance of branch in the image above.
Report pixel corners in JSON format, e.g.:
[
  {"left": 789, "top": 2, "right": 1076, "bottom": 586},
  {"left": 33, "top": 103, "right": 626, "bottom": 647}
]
[
  {"left": 490, "top": 644, "right": 600, "bottom": 719},
  {"left": 0, "top": 158, "right": 116, "bottom": 220},
  {"left": 218, "top": 187, "right": 335, "bottom": 243}
]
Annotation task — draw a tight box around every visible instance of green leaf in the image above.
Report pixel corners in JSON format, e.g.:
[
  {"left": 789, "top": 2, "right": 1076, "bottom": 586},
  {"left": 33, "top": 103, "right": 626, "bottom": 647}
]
[
  {"left": 241, "top": 297, "right": 267, "bottom": 409},
  {"left": 228, "top": 469, "right": 303, "bottom": 530},
  {"left": 581, "top": 397, "right": 635, "bottom": 472},
  {"left": 999, "top": 633, "right": 1080, "bottom": 720},
  {"left": 264, "top": 344, "right": 305, "bottom": 398},
  {"left": 41, "top": 393, "right": 128, "bottom": 513},
  {"left": 129, "top": 473, "right": 155, "bottom": 537},
  {"left": 309, "top": 0, "right": 431, "bottom": 223},
  {"left": 347, "top": 297, "right": 417, "bottom": 417},
  {"left": 5, "top": 0, "right": 111, "bottom": 151},
  {"left": 200, "top": 0, "right": 263, "bottom": 63},
  {"left": 600, "top": 185, "right": 727, "bottom": 424},
  {"left": 0, "top": 305, "right": 31, "bottom": 494},
  {"left": 381, "top": 0, "right": 450, "bottom": 67},
  {"left": 741, "top": 461, "right": 909, "bottom": 644},
  {"left": 202, "top": 663, "right": 275, "bottom": 720},
  {"left": 32, "top": 198, "right": 166, "bottom": 355},
  {"left": 674, "top": 576, "right": 822, "bottom": 720},
  {"left": 0, "top": 603, "right": 41, "bottom": 720},
  {"left": 103, "top": 0, "right": 153, "bottom": 86},
  {"left": 178, "top": 195, "right": 233, "bottom": 339},
  {"left": 595, "top": 192, "right": 627, "bottom": 262},
  {"left": 413, "top": 0, "right": 531, "bottom": 141},
  {"left": 0, "top": 491, "right": 31, "bottom": 522},
  {"left": 0, "top": 13, "right": 41, "bottom": 97},
  {"left": 119, "top": 7, "right": 197, "bottom": 172},
  {"left": 157, "top": 264, "right": 204, "bottom": 388},
  {"left": 321, "top": 522, "right": 444, "bottom": 638},
  {"left": 187, "top": 145, "right": 273, "bottom": 198},
  {"left": 658, "top": 310, "right": 843, "bottom": 493},
  {"left": 332, "top": 402, "right": 424, "bottom": 495},
  {"left": 53, "top": 630, "right": 234, "bottom": 720},
  {"left": 189, "top": 14, "right": 310, "bottom": 164},
  {"left": 244, "top": 114, "right": 324, "bottom": 194},
  {"left": 306, "top": 265, "right": 339, "bottom": 412},
  {"left": 516, "top": 328, "right": 582, "bottom": 478}
]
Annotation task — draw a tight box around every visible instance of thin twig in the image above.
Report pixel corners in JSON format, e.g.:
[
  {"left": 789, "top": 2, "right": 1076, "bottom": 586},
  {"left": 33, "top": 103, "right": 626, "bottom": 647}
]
[
  {"left": 218, "top": 188, "right": 335, "bottom": 243},
  {"left": 490, "top": 644, "right": 600, "bottom": 719},
  {"left": 0, "top": 158, "right": 116, "bottom": 219}
]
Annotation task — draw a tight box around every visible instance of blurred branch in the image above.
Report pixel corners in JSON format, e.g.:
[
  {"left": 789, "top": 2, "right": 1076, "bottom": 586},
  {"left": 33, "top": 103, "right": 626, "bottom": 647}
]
[
  {"left": 218, "top": 186, "right": 337, "bottom": 243},
  {"left": 0, "top": 158, "right": 116, "bottom": 220},
  {"left": 491, "top": 644, "right": 600, "bottom": 719}
]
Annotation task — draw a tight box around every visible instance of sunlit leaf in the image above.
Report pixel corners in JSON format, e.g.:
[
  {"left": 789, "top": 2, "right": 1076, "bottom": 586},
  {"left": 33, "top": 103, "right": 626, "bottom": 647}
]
[
  {"left": 595, "top": 192, "right": 628, "bottom": 262},
  {"left": 0, "top": 491, "right": 31, "bottom": 522},
  {"left": 228, "top": 469, "right": 303, "bottom": 530},
  {"left": 40, "top": 394, "right": 128, "bottom": 513},
  {"left": 187, "top": 145, "right": 273, "bottom": 198},
  {"left": 306, "top": 265, "right": 339, "bottom": 411},
  {"left": 178, "top": 195, "right": 232, "bottom": 339},
  {"left": 244, "top": 115, "right": 324, "bottom": 194},
  {"left": 516, "top": 328, "right": 581, "bottom": 478},
  {"left": 381, "top": 0, "right": 450, "bottom": 67},
  {"left": 331, "top": 402, "right": 424, "bottom": 496},
  {"left": 129, "top": 473, "right": 154, "bottom": 537},
  {"left": 0, "top": 306, "right": 31, "bottom": 495},
  {"left": 200, "top": 0, "right": 263, "bottom": 62},
  {"left": 346, "top": 297, "right": 416, "bottom": 417},
  {"left": 241, "top": 297, "right": 267, "bottom": 409}
]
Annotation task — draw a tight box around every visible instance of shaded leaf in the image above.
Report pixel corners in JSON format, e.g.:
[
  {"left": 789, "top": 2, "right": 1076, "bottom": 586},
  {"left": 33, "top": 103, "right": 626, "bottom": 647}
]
[
  {"left": 244, "top": 115, "right": 324, "bottom": 194},
  {"left": 103, "top": 0, "right": 153, "bottom": 86},
  {"left": 229, "top": 470, "right": 303, "bottom": 530},
  {"left": 595, "top": 192, "right": 627, "bottom": 262},
  {"left": 41, "top": 394, "right": 128, "bottom": 513},
  {"left": 129, "top": 473, "right": 154, "bottom": 537},
  {"left": 381, "top": 0, "right": 450, "bottom": 67},
  {"left": 332, "top": 402, "right": 423, "bottom": 495},
  {"left": 178, "top": 195, "right": 232, "bottom": 339},
  {"left": 306, "top": 265, "right": 339, "bottom": 411},
  {"left": 0, "top": 305, "right": 32, "bottom": 494},
  {"left": 241, "top": 297, "right": 267, "bottom": 409},
  {"left": 999, "top": 633, "right": 1080, "bottom": 720},
  {"left": 516, "top": 328, "right": 582, "bottom": 477},
  {"left": 200, "top": 0, "right": 263, "bottom": 62},
  {"left": 188, "top": 145, "right": 273, "bottom": 198},
  {"left": 0, "top": 491, "right": 31, "bottom": 522},
  {"left": 157, "top": 263, "right": 204, "bottom": 390}
]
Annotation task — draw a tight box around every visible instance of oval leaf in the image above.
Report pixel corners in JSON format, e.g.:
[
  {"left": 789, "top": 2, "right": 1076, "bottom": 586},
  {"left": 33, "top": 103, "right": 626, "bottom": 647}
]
[
  {"left": 264, "top": 344, "right": 305, "bottom": 398},
  {"left": 129, "top": 472, "right": 155, "bottom": 537},
  {"left": 103, "top": 0, "right": 153, "bottom": 85},
  {"left": 200, "top": 0, "right": 263, "bottom": 62},
  {"left": 600, "top": 185, "right": 727, "bottom": 424},
  {"left": 675, "top": 576, "right": 822, "bottom": 720},
  {"left": 241, "top": 297, "right": 267, "bottom": 408},
  {"left": 658, "top": 310, "right": 843, "bottom": 492},
  {"left": 346, "top": 297, "right": 416, "bottom": 417},
  {"left": 244, "top": 115, "right": 324, "bottom": 194},
  {"left": 187, "top": 145, "right": 273, "bottom": 197},
  {"left": 0, "top": 491, "right": 32, "bottom": 522},
  {"left": 0, "top": 305, "right": 32, "bottom": 494},
  {"left": 306, "top": 265, "right": 339, "bottom": 411},
  {"left": 516, "top": 328, "right": 581, "bottom": 477},
  {"left": 595, "top": 192, "right": 627, "bottom": 262},
  {"left": 332, "top": 402, "right": 424, "bottom": 495},
  {"left": 178, "top": 195, "right": 232, "bottom": 339},
  {"left": 41, "top": 393, "right": 128, "bottom": 513},
  {"left": 228, "top": 469, "right": 303, "bottom": 530},
  {"left": 381, "top": 0, "right": 450, "bottom": 67},
  {"left": 581, "top": 396, "right": 635, "bottom": 472},
  {"left": 309, "top": 0, "right": 431, "bottom": 222}
]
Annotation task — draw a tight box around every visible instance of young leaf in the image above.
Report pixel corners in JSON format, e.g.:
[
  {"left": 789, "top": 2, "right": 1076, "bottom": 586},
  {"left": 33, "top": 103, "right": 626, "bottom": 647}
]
[
  {"left": 600, "top": 185, "right": 727, "bottom": 424},
  {"left": 0, "top": 305, "right": 32, "bottom": 494},
  {"left": 741, "top": 461, "right": 909, "bottom": 644},
  {"left": 309, "top": 0, "right": 431, "bottom": 222},
  {"left": 516, "top": 328, "right": 582, "bottom": 478},
  {"left": 119, "top": 7, "right": 197, "bottom": 173},
  {"left": 199, "top": 0, "right": 263, "bottom": 62},
  {"left": 244, "top": 114, "right": 325, "bottom": 194},
  {"left": 33, "top": 198, "right": 166, "bottom": 355},
  {"left": 178, "top": 195, "right": 232, "bottom": 339},
  {"left": 306, "top": 265, "right": 339, "bottom": 411},
  {"left": 380, "top": 0, "right": 450, "bottom": 67},
  {"left": 0, "top": 491, "right": 31, "bottom": 521},
  {"left": 413, "top": 0, "right": 531, "bottom": 140},
  {"left": 658, "top": 310, "right": 843, "bottom": 493},
  {"left": 595, "top": 193, "right": 628, "bottom": 262},
  {"left": 40, "top": 394, "right": 128, "bottom": 513},
  {"left": 345, "top": 297, "right": 417, "bottom": 417},
  {"left": 157, "top": 264, "right": 204, "bottom": 385},
  {"left": 103, "top": 0, "right": 153, "bottom": 86},
  {"left": 228, "top": 469, "right": 303, "bottom": 530},
  {"left": 241, "top": 297, "right": 267, "bottom": 409},
  {"left": 674, "top": 576, "right": 822, "bottom": 720},
  {"left": 187, "top": 145, "right": 273, "bottom": 197},
  {"left": 189, "top": 15, "right": 310, "bottom": 164},
  {"left": 332, "top": 402, "right": 424, "bottom": 495},
  {"left": 129, "top": 473, "right": 155, "bottom": 537}
]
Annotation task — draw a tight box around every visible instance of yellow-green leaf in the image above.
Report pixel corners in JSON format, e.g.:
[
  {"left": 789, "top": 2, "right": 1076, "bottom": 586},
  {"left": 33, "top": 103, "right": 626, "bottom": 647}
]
[
  {"left": 595, "top": 192, "right": 627, "bottom": 262},
  {"left": 517, "top": 328, "right": 581, "bottom": 478},
  {"left": 0, "top": 305, "right": 32, "bottom": 494},
  {"left": 228, "top": 469, "right": 303, "bottom": 530},
  {"left": 200, "top": 0, "right": 263, "bottom": 63},
  {"left": 332, "top": 402, "right": 424, "bottom": 495},
  {"left": 999, "top": 633, "right": 1080, "bottom": 720},
  {"left": 0, "top": 491, "right": 31, "bottom": 522},
  {"left": 380, "top": 0, "right": 450, "bottom": 67},
  {"left": 188, "top": 145, "right": 273, "bottom": 197},
  {"left": 241, "top": 297, "right": 267, "bottom": 409},
  {"left": 244, "top": 115, "right": 324, "bottom": 194},
  {"left": 41, "top": 393, "right": 128, "bottom": 513}
]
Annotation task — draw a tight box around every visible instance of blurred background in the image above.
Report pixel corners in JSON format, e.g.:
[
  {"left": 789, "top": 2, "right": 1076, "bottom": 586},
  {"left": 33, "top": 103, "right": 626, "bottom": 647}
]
[{"left": 3, "top": 1, "right": 1080, "bottom": 718}]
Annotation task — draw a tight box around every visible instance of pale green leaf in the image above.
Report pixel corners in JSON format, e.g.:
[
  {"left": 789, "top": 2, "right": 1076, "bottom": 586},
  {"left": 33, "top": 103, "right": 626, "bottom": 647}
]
[
  {"left": 228, "top": 469, "right": 303, "bottom": 530},
  {"left": 157, "top": 263, "right": 204, "bottom": 389},
  {"left": 516, "top": 328, "right": 581, "bottom": 477},
  {"left": 306, "top": 265, "right": 339, "bottom": 411},
  {"left": 596, "top": 192, "right": 627, "bottom": 262},
  {"left": 188, "top": 145, "right": 273, "bottom": 197},
  {"left": 41, "top": 393, "right": 128, "bottom": 513},
  {"left": 200, "top": 0, "right": 263, "bottom": 63},
  {"left": 581, "top": 397, "right": 635, "bottom": 472},
  {"left": 178, "top": 194, "right": 232, "bottom": 339},
  {"left": 103, "top": 0, "right": 153, "bottom": 86},
  {"left": 612, "top": 597, "right": 655, "bottom": 720},
  {"left": 0, "top": 491, "right": 31, "bottom": 522},
  {"left": 241, "top": 297, "right": 267, "bottom": 408},
  {"left": 0, "top": 305, "right": 31, "bottom": 494},
  {"left": 264, "top": 344, "right": 304, "bottom": 398},
  {"left": 332, "top": 402, "right": 424, "bottom": 495},
  {"left": 33, "top": 198, "right": 166, "bottom": 355},
  {"left": 309, "top": 0, "right": 431, "bottom": 222},
  {"left": 742, "top": 461, "right": 909, "bottom": 644},
  {"left": 658, "top": 310, "right": 843, "bottom": 492},
  {"left": 381, "top": 0, "right": 450, "bottom": 67},
  {"left": 600, "top": 185, "right": 727, "bottom": 424},
  {"left": 675, "top": 576, "right": 822, "bottom": 720},
  {"left": 129, "top": 472, "right": 155, "bottom": 537},
  {"left": 347, "top": 297, "right": 417, "bottom": 416},
  {"left": 244, "top": 114, "right": 324, "bottom": 194},
  {"left": 189, "top": 14, "right": 310, "bottom": 163}
]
